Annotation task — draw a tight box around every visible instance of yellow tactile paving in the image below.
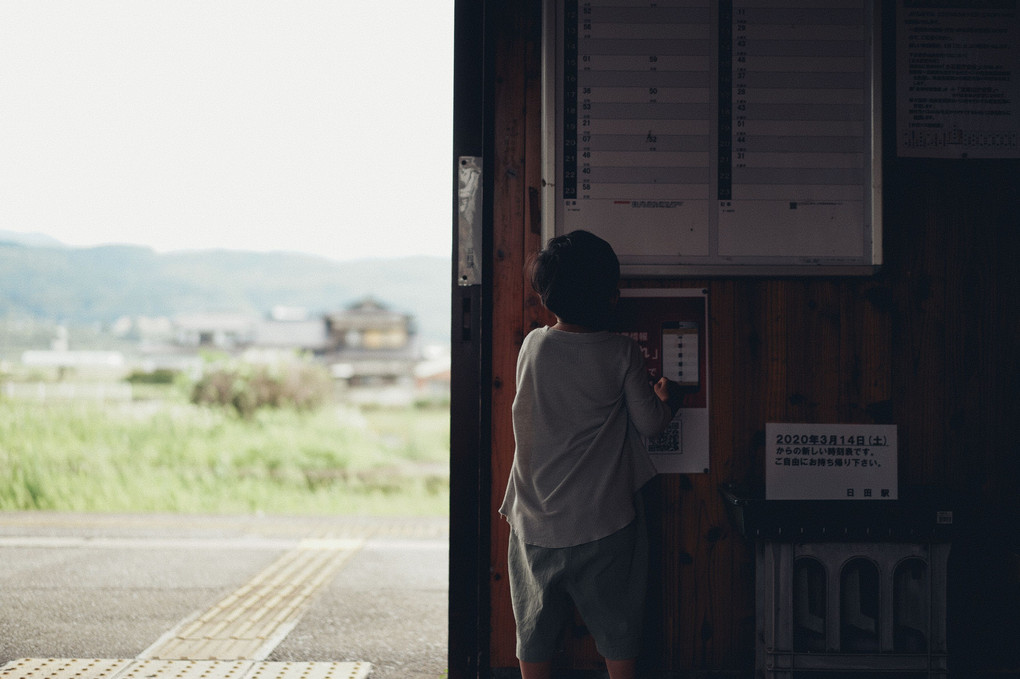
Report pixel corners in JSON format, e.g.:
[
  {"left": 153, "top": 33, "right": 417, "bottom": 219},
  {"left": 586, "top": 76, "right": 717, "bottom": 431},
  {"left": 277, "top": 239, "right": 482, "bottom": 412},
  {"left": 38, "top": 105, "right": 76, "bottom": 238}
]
[
  {"left": 0, "top": 519, "right": 389, "bottom": 677},
  {"left": 116, "top": 659, "right": 252, "bottom": 678},
  {"left": 244, "top": 662, "right": 371, "bottom": 679},
  {"left": 0, "top": 660, "right": 371, "bottom": 679},
  {"left": 142, "top": 539, "right": 363, "bottom": 661},
  {"left": 0, "top": 658, "right": 130, "bottom": 679}
]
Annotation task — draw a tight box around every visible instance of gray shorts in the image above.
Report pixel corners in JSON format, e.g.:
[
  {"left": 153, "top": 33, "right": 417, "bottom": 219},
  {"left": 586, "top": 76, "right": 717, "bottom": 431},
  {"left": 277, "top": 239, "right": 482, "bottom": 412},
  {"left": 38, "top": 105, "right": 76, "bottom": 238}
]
[{"left": 507, "top": 510, "right": 648, "bottom": 663}]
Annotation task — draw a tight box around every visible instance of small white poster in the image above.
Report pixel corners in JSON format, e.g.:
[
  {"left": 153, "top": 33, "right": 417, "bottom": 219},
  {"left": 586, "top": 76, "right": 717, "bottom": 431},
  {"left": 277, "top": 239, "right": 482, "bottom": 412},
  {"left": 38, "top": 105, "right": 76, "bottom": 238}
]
[
  {"left": 897, "top": 1, "right": 1019, "bottom": 158},
  {"left": 766, "top": 423, "right": 898, "bottom": 500},
  {"left": 617, "top": 289, "right": 710, "bottom": 474}
]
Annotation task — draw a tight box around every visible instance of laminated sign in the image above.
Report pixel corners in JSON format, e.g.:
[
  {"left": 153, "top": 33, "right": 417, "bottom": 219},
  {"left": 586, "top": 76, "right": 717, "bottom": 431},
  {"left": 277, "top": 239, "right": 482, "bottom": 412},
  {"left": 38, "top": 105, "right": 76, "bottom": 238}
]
[{"left": 766, "top": 423, "right": 898, "bottom": 500}]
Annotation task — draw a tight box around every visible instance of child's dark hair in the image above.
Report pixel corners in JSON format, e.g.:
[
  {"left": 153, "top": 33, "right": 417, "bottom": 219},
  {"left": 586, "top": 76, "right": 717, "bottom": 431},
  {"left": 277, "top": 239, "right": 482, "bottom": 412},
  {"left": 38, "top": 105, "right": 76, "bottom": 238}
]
[{"left": 528, "top": 230, "right": 620, "bottom": 330}]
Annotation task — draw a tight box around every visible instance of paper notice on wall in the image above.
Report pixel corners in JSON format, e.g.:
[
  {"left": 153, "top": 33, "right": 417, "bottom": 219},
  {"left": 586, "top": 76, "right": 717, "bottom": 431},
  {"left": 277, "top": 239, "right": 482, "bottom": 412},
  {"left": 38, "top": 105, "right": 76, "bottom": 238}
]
[
  {"left": 766, "top": 423, "right": 898, "bottom": 500},
  {"left": 617, "top": 289, "right": 709, "bottom": 474},
  {"left": 897, "top": 1, "right": 1019, "bottom": 158}
]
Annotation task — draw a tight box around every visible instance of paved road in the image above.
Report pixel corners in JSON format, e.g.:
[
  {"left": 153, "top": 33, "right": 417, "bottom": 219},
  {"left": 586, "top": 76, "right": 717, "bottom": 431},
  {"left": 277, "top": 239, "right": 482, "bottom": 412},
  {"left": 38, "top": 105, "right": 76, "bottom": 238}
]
[{"left": 0, "top": 512, "right": 449, "bottom": 679}]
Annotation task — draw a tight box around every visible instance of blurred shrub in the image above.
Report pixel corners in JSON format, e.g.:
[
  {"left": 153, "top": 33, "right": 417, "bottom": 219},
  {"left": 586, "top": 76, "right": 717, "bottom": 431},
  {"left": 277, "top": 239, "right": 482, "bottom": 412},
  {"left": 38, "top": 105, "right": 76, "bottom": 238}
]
[
  {"left": 125, "top": 368, "right": 179, "bottom": 385},
  {"left": 191, "top": 361, "right": 333, "bottom": 417}
]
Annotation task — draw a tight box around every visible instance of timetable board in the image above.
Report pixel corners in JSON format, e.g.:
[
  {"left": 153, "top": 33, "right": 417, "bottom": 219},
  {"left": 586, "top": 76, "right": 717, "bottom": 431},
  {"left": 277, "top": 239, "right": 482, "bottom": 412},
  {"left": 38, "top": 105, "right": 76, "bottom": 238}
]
[{"left": 542, "top": 0, "right": 883, "bottom": 275}]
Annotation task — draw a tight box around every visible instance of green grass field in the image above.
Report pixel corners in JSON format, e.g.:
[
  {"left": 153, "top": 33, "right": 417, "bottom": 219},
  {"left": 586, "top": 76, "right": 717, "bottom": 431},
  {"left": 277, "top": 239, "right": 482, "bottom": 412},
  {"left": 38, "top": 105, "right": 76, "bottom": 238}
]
[{"left": 0, "top": 397, "right": 450, "bottom": 516}]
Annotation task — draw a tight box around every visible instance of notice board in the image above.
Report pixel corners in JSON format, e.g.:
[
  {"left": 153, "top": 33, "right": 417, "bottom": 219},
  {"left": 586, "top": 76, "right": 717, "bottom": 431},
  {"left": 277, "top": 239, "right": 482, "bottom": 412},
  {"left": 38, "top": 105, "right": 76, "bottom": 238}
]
[{"left": 542, "top": 0, "right": 883, "bottom": 275}]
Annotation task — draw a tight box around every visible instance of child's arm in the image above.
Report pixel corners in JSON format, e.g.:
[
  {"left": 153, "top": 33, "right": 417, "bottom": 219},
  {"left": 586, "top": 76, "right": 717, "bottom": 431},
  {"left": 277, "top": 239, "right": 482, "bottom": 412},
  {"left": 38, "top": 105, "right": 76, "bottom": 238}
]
[{"left": 623, "top": 344, "right": 675, "bottom": 437}]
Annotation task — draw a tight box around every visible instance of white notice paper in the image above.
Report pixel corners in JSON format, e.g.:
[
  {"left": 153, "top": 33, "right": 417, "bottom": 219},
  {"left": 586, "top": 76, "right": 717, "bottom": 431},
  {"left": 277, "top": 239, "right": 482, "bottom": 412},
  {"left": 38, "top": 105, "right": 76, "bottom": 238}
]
[
  {"left": 766, "top": 423, "right": 898, "bottom": 500},
  {"left": 897, "top": 1, "right": 1019, "bottom": 158}
]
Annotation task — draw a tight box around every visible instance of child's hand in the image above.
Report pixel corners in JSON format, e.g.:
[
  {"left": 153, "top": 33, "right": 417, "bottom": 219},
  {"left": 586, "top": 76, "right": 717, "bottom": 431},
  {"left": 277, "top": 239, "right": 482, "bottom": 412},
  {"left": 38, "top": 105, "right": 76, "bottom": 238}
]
[
  {"left": 653, "top": 377, "right": 673, "bottom": 402},
  {"left": 655, "top": 377, "right": 684, "bottom": 415}
]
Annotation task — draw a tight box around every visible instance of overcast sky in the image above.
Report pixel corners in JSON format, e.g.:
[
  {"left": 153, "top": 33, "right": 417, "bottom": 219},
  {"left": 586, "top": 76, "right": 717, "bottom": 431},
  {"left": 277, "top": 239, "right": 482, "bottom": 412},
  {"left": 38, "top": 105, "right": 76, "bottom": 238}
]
[{"left": 0, "top": 1, "right": 453, "bottom": 261}]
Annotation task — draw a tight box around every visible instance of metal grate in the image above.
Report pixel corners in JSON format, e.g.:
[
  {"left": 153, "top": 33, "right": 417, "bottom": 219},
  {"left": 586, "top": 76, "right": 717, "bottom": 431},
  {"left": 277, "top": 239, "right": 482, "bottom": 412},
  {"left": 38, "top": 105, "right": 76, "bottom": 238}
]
[{"left": 757, "top": 540, "right": 950, "bottom": 678}]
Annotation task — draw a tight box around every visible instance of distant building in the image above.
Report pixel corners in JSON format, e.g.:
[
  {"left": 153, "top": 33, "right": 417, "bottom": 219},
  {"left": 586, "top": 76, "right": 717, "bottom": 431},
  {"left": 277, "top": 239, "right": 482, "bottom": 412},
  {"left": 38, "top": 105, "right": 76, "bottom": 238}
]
[
  {"left": 252, "top": 318, "right": 329, "bottom": 354},
  {"left": 414, "top": 351, "right": 452, "bottom": 403},
  {"left": 324, "top": 297, "right": 419, "bottom": 404},
  {"left": 171, "top": 310, "right": 328, "bottom": 356},
  {"left": 173, "top": 312, "right": 257, "bottom": 351},
  {"left": 19, "top": 326, "right": 125, "bottom": 373},
  {"left": 21, "top": 350, "right": 124, "bottom": 369},
  {"left": 159, "top": 297, "right": 442, "bottom": 405},
  {"left": 325, "top": 297, "right": 415, "bottom": 352}
]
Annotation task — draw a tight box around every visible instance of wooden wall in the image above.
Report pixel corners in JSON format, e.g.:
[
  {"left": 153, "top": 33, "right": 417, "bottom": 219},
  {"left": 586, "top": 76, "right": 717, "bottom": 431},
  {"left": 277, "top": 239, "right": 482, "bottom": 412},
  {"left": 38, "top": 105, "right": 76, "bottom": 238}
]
[{"left": 481, "top": 2, "right": 1020, "bottom": 675}]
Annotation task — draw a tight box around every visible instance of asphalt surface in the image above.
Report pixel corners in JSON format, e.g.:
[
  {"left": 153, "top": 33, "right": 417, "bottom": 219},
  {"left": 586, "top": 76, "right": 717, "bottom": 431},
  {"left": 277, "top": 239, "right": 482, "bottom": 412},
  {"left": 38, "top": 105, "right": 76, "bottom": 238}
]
[{"left": 0, "top": 512, "right": 449, "bottom": 679}]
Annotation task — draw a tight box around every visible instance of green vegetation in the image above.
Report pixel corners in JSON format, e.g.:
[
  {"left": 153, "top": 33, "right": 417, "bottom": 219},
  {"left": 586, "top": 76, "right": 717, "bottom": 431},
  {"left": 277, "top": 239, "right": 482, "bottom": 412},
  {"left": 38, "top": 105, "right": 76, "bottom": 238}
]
[
  {"left": 0, "top": 395, "right": 450, "bottom": 516},
  {"left": 191, "top": 362, "right": 335, "bottom": 417},
  {"left": 125, "top": 368, "right": 178, "bottom": 384}
]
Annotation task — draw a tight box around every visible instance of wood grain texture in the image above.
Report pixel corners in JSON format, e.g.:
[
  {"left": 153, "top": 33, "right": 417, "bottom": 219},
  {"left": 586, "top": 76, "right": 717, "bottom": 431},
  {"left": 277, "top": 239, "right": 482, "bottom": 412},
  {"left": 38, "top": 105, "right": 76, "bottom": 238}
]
[{"left": 488, "top": 1, "right": 529, "bottom": 668}]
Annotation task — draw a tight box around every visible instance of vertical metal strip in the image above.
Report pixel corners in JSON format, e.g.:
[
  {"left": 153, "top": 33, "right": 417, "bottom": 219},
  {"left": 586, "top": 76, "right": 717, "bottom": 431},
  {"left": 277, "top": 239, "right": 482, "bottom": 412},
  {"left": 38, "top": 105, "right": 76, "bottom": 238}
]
[{"left": 457, "top": 157, "right": 483, "bottom": 288}]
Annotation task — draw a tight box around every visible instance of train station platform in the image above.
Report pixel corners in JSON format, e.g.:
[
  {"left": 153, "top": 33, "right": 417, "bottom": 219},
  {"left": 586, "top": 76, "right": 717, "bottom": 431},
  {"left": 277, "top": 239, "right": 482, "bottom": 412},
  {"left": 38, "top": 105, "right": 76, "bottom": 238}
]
[{"left": 0, "top": 512, "right": 449, "bottom": 679}]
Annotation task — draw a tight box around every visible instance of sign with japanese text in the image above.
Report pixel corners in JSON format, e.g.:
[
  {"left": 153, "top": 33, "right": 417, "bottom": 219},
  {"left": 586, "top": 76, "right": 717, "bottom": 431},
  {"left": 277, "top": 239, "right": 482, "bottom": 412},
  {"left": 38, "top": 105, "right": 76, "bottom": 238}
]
[
  {"left": 896, "top": 0, "right": 1019, "bottom": 159},
  {"left": 616, "top": 289, "right": 709, "bottom": 474},
  {"left": 766, "top": 423, "right": 898, "bottom": 500},
  {"left": 544, "top": 0, "right": 882, "bottom": 274}
]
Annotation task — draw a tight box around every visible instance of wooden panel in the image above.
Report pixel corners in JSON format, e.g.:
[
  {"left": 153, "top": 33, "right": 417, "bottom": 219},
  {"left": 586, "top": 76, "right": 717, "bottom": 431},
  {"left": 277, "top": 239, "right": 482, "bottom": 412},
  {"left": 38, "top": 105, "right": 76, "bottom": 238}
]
[
  {"left": 522, "top": 0, "right": 551, "bottom": 336},
  {"left": 889, "top": 174, "right": 949, "bottom": 487},
  {"left": 715, "top": 280, "right": 758, "bottom": 668},
  {"left": 763, "top": 280, "right": 791, "bottom": 426},
  {"left": 702, "top": 280, "right": 755, "bottom": 667},
  {"left": 488, "top": 1, "right": 530, "bottom": 669},
  {"left": 942, "top": 166, "right": 1009, "bottom": 494},
  {"left": 730, "top": 278, "right": 770, "bottom": 489},
  {"left": 796, "top": 280, "right": 843, "bottom": 422},
  {"left": 838, "top": 277, "right": 893, "bottom": 424}
]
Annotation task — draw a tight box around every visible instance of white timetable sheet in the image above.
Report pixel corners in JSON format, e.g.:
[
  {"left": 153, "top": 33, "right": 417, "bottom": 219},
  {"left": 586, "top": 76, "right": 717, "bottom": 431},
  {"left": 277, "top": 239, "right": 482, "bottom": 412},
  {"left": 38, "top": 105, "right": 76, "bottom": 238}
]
[
  {"left": 544, "top": 0, "right": 882, "bottom": 274},
  {"left": 896, "top": 1, "right": 1019, "bottom": 159}
]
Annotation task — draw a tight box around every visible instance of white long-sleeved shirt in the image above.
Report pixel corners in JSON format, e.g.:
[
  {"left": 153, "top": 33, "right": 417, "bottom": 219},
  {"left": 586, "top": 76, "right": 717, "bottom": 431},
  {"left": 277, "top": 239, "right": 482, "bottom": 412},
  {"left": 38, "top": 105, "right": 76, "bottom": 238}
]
[{"left": 499, "top": 327, "right": 673, "bottom": 547}]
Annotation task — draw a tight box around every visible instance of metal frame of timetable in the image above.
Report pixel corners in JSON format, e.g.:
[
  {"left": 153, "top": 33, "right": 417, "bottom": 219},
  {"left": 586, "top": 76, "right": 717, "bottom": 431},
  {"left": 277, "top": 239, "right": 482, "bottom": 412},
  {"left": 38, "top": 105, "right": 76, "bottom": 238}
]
[{"left": 541, "top": 0, "right": 883, "bottom": 276}]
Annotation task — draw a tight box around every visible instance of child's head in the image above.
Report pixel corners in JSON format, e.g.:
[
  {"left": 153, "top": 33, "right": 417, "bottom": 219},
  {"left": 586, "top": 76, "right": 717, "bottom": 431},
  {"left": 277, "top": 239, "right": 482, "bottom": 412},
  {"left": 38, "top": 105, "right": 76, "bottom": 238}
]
[{"left": 529, "top": 229, "right": 620, "bottom": 330}]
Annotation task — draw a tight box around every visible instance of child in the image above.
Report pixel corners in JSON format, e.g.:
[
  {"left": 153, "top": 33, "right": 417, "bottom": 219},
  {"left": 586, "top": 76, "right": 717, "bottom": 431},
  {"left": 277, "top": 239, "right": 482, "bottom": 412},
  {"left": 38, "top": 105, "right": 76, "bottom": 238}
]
[{"left": 499, "top": 230, "right": 682, "bottom": 679}]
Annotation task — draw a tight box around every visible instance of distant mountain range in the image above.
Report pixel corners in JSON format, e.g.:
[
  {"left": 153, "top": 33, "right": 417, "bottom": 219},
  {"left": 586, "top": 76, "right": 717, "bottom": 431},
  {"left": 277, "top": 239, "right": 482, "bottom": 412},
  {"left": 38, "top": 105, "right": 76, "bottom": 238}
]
[{"left": 0, "top": 231, "right": 451, "bottom": 346}]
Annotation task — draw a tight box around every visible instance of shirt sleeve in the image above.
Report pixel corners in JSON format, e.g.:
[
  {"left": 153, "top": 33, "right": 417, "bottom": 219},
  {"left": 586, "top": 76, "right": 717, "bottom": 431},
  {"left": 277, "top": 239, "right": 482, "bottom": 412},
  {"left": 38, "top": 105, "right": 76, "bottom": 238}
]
[{"left": 622, "top": 340, "right": 674, "bottom": 437}]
